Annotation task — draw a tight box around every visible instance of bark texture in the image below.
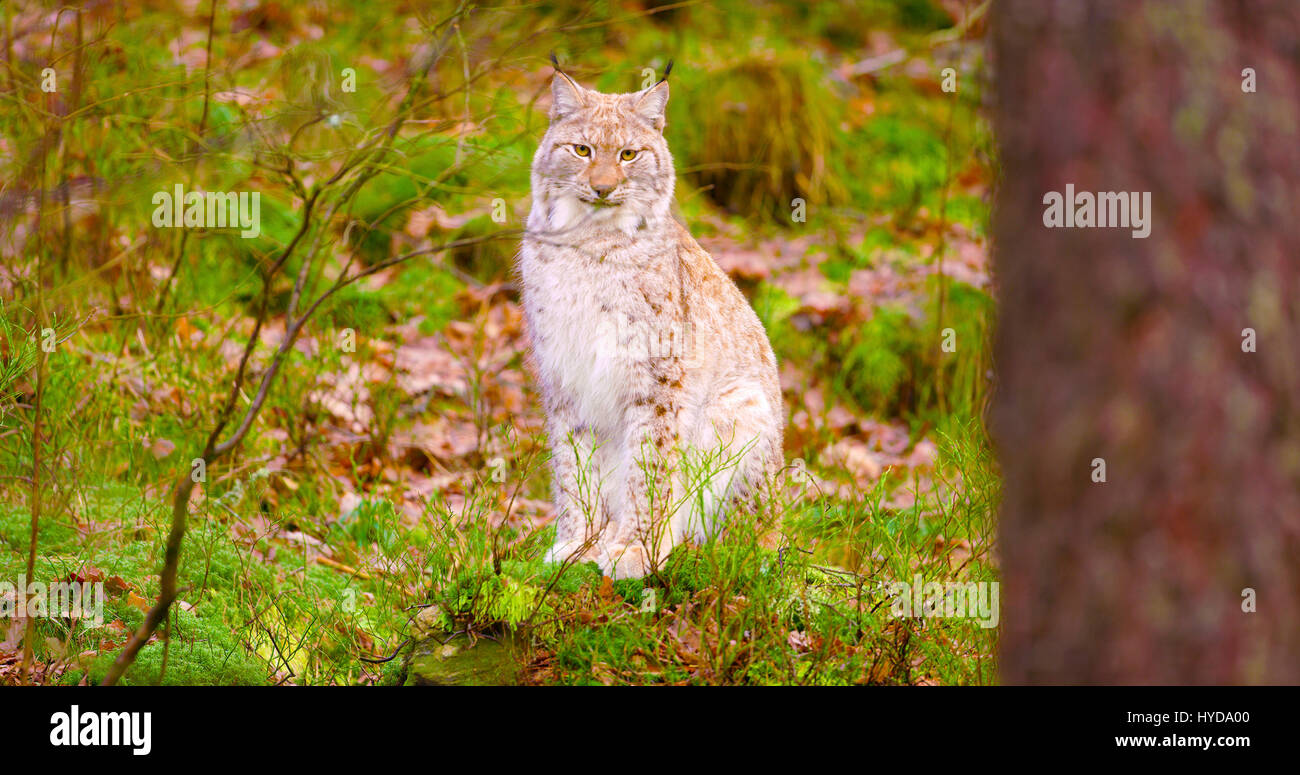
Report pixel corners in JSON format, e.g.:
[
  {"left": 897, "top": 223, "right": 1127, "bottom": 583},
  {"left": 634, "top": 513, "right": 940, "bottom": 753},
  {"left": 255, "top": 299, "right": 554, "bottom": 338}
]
[{"left": 992, "top": 0, "right": 1300, "bottom": 684}]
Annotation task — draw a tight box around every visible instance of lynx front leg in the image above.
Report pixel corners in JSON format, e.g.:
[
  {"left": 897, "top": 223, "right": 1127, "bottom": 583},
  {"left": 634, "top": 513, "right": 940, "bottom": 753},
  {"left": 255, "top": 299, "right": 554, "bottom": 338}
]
[
  {"left": 544, "top": 413, "right": 609, "bottom": 566},
  {"left": 602, "top": 394, "right": 684, "bottom": 579}
]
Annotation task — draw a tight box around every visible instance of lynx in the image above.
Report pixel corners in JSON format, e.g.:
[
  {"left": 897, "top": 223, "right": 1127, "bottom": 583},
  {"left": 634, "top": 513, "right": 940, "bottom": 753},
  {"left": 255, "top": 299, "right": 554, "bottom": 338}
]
[{"left": 518, "top": 62, "right": 783, "bottom": 579}]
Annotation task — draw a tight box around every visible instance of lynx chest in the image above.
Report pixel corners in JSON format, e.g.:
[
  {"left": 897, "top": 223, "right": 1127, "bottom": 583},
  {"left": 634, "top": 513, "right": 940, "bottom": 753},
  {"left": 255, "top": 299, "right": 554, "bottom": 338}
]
[{"left": 519, "top": 239, "right": 674, "bottom": 437}]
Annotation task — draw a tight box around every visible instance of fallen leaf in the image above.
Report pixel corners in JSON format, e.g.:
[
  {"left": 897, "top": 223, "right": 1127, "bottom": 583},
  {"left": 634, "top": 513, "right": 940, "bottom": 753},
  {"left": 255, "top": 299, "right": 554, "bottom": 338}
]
[{"left": 148, "top": 438, "right": 176, "bottom": 459}]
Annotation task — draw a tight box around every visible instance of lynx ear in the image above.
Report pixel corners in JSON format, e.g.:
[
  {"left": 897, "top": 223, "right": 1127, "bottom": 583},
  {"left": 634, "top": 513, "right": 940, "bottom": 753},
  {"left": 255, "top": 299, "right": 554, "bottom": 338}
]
[
  {"left": 550, "top": 71, "right": 587, "bottom": 120},
  {"left": 634, "top": 80, "right": 669, "bottom": 131}
]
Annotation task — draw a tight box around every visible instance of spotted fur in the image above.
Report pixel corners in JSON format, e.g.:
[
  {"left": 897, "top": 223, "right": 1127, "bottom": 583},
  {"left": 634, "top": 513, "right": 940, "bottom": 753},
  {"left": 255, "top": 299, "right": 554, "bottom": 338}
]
[{"left": 518, "top": 67, "right": 784, "bottom": 578}]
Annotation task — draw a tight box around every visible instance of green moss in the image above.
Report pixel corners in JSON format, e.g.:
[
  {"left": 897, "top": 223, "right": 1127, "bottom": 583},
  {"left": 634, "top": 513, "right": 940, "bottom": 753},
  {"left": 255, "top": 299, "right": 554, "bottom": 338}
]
[{"left": 86, "top": 608, "right": 266, "bottom": 686}]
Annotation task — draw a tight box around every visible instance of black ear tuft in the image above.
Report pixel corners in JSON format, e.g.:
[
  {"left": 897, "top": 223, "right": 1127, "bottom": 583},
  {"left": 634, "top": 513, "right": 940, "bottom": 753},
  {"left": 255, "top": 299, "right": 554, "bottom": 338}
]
[
  {"left": 550, "top": 51, "right": 562, "bottom": 72},
  {"left": 659, "top": 59, "right": 674, "bottom": 83}
]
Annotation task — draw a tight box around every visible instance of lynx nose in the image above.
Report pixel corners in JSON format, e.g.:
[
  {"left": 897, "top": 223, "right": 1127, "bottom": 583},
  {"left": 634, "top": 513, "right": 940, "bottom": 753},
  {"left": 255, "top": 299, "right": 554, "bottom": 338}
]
[{"left": 591, "top": 182, "right": 615, "bottom": 199}]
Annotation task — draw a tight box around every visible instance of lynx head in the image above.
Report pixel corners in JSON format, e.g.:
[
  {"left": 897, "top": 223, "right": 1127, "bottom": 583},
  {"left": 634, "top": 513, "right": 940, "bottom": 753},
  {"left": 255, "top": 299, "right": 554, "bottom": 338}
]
[{"left": 531, "top": 64, "right": 675, "bottom": 231}]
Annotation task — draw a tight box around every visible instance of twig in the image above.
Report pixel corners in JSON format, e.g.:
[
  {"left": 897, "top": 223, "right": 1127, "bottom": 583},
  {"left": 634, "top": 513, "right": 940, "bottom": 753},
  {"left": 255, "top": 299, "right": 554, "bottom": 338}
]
[{"left": 358, "top": 638, "right": 410, "bottom": 664}]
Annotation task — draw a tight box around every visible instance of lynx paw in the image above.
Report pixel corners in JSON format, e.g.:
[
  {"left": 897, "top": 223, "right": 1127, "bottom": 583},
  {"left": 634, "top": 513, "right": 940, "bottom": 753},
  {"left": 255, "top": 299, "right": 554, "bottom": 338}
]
[{"left": 599, "top": 543, "right": 654, "bottom": 580}]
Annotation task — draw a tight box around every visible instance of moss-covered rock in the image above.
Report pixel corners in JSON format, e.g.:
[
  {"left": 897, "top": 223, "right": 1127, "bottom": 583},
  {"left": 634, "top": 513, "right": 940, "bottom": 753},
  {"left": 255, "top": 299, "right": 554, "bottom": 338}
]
[{"left": 404, "top": 630, "right": 520, "bottom": 686}]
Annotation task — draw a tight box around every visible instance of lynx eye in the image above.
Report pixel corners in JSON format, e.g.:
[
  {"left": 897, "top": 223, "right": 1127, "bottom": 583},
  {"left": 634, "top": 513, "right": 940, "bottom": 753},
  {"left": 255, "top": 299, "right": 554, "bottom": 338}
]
[
  {"left": 619, "top": 149, "right": 638, "bottom": 161},
  {"left": 573, "top": 144, "right": 591, "bottom": 157}
]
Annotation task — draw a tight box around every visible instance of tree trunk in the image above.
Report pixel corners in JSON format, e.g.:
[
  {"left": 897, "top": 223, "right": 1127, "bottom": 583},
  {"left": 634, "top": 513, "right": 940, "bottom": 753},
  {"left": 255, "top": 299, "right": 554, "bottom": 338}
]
[{"left": 992, "top": 0, "right": 1300, "bottom": 684}]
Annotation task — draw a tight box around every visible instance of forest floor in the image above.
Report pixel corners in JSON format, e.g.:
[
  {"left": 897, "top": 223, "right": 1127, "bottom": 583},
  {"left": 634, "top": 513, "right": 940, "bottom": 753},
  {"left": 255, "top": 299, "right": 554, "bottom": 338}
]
[{"left": 0, "top": 0, "right": 999, "bottom": 685}]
